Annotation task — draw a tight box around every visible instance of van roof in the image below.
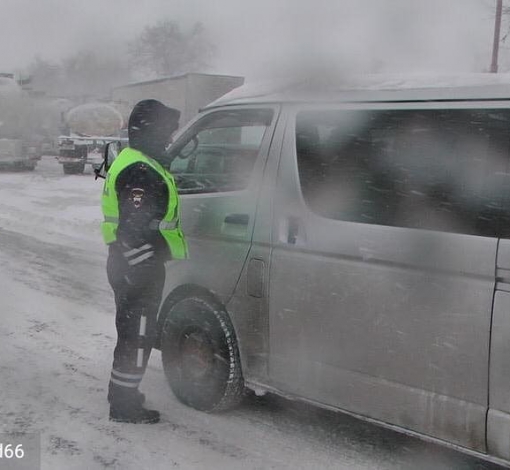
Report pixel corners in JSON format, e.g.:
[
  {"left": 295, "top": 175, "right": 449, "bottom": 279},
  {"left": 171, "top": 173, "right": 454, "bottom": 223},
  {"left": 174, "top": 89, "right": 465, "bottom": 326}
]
[{"left": 206, "top": 73, "right": 510, "bottom": 108}]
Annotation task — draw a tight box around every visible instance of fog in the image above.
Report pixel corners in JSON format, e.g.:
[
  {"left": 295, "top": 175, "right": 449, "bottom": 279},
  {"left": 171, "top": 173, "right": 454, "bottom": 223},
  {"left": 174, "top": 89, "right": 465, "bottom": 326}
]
[
  {"left": 3, "top": 2, "right": 510, "bottom": 469},
  {"left": 0, "top": 0, "right": 501, "bottom": 80}
]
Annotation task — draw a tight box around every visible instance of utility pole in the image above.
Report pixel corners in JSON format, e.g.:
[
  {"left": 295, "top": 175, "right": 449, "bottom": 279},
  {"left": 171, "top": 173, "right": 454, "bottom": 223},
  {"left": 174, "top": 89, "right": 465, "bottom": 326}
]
[{"left": 491, "top": 0, "right": 503, "bottom": 73}]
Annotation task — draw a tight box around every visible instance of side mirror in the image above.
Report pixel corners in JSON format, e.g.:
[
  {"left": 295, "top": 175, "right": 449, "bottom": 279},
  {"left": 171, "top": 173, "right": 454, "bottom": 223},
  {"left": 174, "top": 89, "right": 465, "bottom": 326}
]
[
  {"left": 178, "top": 136, "right": 199, "bottom": 159},
  {"left": 167, "top": 135, "right": 199, "bottom": 163},
  {"left": 94, "top": 141, "right": 121, "bottom": 180}
]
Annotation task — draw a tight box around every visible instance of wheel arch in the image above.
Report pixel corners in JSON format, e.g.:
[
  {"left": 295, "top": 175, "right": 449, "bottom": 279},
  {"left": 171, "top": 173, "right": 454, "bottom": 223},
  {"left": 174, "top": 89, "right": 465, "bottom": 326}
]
[
  {"left": 157, "top": 283, "right": 246, "bottom": 412},
  {"left": 155, "top": 283, "right": 239, "bottom": 351}
]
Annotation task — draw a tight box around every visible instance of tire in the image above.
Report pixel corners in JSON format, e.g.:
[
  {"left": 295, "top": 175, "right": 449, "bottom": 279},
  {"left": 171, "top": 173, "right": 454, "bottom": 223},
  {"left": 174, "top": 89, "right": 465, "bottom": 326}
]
[
  {"left": 161, "top": 295, "right": 244, "bottom": 412},
  {"left": 63, "top": 162, "right": 85, "bottom": 174},
  {"left": 10, "top": 161, "right": 33, "bottom": 172},
  {"left": 22, "top": 161, "right": 36, "bottom": 171}
]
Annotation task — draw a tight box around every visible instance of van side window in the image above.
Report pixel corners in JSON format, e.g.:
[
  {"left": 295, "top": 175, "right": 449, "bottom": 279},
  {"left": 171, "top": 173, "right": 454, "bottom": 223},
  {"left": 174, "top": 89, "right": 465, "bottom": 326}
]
[
  {"left": 167, "top": 109, "right": 273, "bottom": 194},
  {"left": 296, "top": 109, "right": 510, "bottom": 238}
]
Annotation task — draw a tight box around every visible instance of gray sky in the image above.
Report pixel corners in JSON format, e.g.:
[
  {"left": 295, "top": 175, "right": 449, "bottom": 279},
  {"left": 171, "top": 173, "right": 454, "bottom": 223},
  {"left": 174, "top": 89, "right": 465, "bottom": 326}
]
[{"left": 0, "top": 0, "right": 501, "bottom": 80}]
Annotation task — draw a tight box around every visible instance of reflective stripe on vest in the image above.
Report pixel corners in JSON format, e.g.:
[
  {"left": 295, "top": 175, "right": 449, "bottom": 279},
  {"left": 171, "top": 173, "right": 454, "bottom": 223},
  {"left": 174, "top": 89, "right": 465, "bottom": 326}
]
[
  {"left": 101, "top": 147, "right": 188, "bottom": 259},
  {"left": 148, "top": 219, "right": 179, "bottom": 230}
]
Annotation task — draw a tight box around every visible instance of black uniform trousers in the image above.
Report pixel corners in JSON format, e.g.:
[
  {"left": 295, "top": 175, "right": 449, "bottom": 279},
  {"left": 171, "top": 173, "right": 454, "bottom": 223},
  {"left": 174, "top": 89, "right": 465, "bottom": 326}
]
[{"left": 106, "top": 244, "right": 166, "bottom": 406}]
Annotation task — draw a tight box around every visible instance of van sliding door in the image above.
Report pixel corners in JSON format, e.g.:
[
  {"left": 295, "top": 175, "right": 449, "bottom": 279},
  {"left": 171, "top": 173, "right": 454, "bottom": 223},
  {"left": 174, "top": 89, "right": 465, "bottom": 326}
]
[
  {"left": 269, "top": 104, "right": 509, "bottom": 450},
  {"left": 488, "top": 187, "right": 510, "bottom": 460}
]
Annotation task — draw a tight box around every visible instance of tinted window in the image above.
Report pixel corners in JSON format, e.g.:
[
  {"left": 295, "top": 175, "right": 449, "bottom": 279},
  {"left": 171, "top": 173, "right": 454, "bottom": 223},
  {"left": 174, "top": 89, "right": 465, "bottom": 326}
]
[
  {"left": 167, "top": 109, "right": 273, "bottom": 194},
  {"left": 296, "top": 108, "right": 510, "bottom": 237}
]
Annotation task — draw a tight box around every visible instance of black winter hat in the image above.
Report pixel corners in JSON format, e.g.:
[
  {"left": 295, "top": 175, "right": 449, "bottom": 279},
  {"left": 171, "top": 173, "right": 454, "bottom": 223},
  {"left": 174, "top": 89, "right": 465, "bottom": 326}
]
[{"left": 128, "top": 99, "right": 180, "bottom": 156}]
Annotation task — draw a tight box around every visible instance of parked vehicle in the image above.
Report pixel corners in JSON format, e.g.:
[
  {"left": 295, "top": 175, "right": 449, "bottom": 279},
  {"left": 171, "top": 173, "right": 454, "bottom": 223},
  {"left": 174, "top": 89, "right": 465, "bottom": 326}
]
[
  {"left": 112, "top": 73, "right": 244, "bottom": 126},
  {"left": 57, "top": 102, "right": 127, "bottom": 175},
  {"left": 0, "top": 138, "right": 37, "bottom": 171},
  {"left": 148, "top": 75, "right": 510, "bottom": 467},
  {"left": 0, "top": 76, "right": 38, "bottom": 171}
]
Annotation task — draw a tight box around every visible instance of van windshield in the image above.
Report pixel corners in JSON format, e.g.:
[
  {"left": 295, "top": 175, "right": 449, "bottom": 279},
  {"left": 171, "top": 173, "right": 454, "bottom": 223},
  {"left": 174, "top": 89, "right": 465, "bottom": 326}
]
[{"left": 167, "top": 109, "right": 273, "bottom": 194}]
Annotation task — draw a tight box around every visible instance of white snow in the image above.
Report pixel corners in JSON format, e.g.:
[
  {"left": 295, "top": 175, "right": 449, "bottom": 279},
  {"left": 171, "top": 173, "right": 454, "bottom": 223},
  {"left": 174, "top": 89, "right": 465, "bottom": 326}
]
[
  {"left": 0, "top": 157, "right": 496, "bottom": 469},
  {"left": 211, "top": 73, "right": 510, "bottom": 108}
]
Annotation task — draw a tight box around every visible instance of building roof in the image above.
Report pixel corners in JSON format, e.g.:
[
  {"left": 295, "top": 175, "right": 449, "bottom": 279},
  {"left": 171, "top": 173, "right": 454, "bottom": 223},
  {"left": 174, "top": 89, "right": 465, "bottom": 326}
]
[{"left": 205, "top": 73, "right": 510, "bottom": 108}]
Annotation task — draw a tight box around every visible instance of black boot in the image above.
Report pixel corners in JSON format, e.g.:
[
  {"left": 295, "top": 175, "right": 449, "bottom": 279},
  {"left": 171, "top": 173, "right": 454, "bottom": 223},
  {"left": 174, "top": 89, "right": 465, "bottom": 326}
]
[
  {"left": 109, "top": 403, "right": 160, "bottom": 424},
  {"left": 108, "top": 388, "right": 145, "bottom": 405},
  {"left": 108, "top": 384, "right": 157, "bottom": 423}
]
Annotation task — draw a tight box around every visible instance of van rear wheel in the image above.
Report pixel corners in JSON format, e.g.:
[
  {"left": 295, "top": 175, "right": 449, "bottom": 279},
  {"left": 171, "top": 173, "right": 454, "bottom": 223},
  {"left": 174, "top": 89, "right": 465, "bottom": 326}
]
[
  {"left": 22, "top": 161, "right": 36, "bottom": 171},
  {"left": 161, "top": 296, "right": 244, "bottom": 412}
]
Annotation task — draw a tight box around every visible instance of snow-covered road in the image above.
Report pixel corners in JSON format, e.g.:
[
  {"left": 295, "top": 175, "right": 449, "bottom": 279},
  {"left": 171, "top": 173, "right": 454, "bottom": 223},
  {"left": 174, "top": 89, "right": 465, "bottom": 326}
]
[{"left": 0, "top": 157, "right": 504, "bottom": 469}]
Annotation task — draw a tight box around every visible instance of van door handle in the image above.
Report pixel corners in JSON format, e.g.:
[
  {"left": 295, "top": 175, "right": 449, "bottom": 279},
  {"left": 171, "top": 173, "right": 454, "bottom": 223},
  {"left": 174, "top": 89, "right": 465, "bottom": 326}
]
[
  {"left": 224, "top": 213, "right": 249, "bottom": 225},
  {"left": 288, "top": 216, "right": 299, "bottom": 244}
]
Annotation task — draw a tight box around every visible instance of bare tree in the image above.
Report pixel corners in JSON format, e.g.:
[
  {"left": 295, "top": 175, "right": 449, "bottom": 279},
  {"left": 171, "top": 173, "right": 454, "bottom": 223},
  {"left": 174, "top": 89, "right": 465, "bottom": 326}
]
[
  {"left": 61, "top": 49, "right": 132, "bottom": 99},
  {"left": 28, "top": 51, "right": 132, "bottom": 99},
  {"left": 129, "top": 20, "right": 215, "bottom": 78},
  {"left": 27, "top": 56, "right": 65, "bottom": 96},
  {"left": 501, "top": 1, "right": 510, "bottom": 41}
]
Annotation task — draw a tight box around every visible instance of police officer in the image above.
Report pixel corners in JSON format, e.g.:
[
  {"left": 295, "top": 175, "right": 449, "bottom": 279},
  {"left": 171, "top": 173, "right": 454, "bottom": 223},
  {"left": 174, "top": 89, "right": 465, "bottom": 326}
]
[{"left": 101, "top": 99, "right": 188, "bottom": 423}]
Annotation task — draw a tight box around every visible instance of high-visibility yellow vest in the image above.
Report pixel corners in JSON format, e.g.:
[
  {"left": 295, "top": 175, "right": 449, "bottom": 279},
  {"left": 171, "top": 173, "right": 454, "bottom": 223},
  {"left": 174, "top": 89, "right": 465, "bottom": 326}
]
[{"left": 101, "top": 147, "right": 188, "bottom": 259}]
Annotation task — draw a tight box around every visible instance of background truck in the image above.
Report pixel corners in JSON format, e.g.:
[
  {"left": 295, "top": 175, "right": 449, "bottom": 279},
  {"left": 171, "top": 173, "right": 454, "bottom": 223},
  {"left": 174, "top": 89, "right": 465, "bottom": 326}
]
[
  {"left": 111, "top": 73, "right": 244, "bottom": 127},
  {"left": 57, "top": 102, "right": 128, "bottom": 175},
  {"left": 58, "top": 73, "right": 244, "bottom": 175},
  {"left": 0, "top": 76, "right": 41, "bottom": 171}
]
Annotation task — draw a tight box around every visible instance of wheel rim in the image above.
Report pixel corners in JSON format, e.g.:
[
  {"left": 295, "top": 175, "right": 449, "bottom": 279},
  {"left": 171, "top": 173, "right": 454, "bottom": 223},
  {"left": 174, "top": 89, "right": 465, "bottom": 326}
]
[{"left": 179, "top": 327, "right": 215, "bottom": 380}]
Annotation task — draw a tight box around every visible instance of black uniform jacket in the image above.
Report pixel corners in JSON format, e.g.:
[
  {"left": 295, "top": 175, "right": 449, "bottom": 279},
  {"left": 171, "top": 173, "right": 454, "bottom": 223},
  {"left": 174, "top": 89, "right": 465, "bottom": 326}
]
[{"left": 114, "top": 161, "right": 171, "bottom": 262}]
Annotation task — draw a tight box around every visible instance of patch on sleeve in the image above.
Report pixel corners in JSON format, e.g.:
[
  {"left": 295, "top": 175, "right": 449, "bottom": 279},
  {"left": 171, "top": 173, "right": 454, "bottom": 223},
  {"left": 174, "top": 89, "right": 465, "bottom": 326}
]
[{"left": 130, "top": 188, "right": 145, "bottom": 208}]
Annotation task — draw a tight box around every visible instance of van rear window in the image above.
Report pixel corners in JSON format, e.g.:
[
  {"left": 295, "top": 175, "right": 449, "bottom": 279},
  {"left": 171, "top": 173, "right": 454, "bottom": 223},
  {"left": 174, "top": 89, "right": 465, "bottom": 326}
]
[{"left": 295, "top": 108, "right": 510, "bottom": 238}]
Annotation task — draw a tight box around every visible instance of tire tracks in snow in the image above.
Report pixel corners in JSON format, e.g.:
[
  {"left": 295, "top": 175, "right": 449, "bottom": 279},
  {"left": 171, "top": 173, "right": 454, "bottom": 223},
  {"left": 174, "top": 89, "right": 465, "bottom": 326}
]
[{"left": 0, "top": 226, "right": 110, "bottom": 309}]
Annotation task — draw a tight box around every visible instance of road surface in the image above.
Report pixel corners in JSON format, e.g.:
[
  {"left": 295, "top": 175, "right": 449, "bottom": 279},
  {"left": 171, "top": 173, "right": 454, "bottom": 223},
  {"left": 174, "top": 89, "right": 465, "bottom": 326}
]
[{"left": 0, "top": 157, "right": 505, "bottom": 469}]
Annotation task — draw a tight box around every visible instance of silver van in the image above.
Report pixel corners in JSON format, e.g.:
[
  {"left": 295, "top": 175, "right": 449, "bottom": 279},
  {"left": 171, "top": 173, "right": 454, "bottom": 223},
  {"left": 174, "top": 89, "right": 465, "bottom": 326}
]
[{"left": 156, "top": 77, "right": 510, "bottom": 466}]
